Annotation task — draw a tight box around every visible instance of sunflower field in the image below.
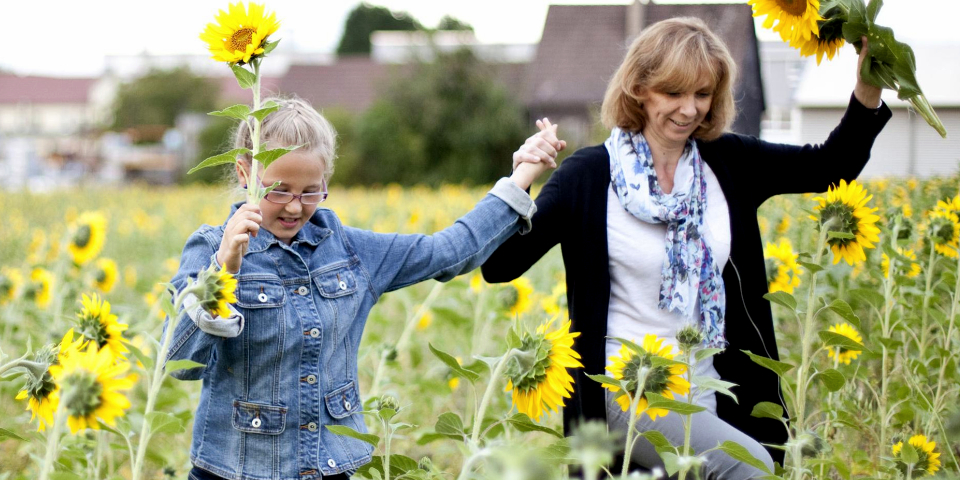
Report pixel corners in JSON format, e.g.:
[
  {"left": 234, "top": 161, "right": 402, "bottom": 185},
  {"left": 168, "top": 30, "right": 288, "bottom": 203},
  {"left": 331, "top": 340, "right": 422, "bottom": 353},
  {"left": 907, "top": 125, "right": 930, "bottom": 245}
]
[{"left": 0, "top": 176, "right": 959, "bottom": 480}]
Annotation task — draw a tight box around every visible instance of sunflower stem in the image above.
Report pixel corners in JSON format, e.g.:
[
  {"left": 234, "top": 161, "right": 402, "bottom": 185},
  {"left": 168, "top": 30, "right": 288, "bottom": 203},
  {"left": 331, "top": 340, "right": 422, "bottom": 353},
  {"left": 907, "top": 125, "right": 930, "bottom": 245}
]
[
  {"left": 621, "top": 367, "right": 649, "bottom": 478},
  {"left": 471, "top": 348, "right": 520, "bottom": 445},
  {"left": 247, "top": 60, "right": 263, "bottom": 205},
  {"left": 918, "top": 245, "right": 937, "bottom": 355},
  {"left": 678, "top": 348, "right": 696, "bottom": 480},
  {"left": 877, "top": 223, "right": 900, "bottom": 459},
  {"left": 38, "top": 391, "right": 68, "bottom": 480},
  {"left": 0, "top": 354, "right": 42, "bottom": 378},
  {"left": 932, "top": 224, "right": 960, "bottom": 424}
]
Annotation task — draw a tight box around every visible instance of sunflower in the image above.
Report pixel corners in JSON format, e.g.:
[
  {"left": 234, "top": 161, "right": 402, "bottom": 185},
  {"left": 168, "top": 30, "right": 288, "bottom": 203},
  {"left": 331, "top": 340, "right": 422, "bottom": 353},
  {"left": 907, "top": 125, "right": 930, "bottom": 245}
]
[
  {"left": 76, "top": 293, "right": 129, "bottom": 359},
  {"left": 764, "top": 238, "right": 802, "bottom": 294},
  {"left": 881, "top": 248, "right": 921, "bottom": 279},
  {"left": 776, "top": 215, "right": 791, "bottom": 235},
  {"left": 504, "top": 319, "right": 583, "bottom": 421},
  {"left": 48, "top": 342, "right": 137, "bottom": 434},
  {"left": 25, "top": 268, "right": 54, "bottom": 309},
  {"left": 67, "top": 212, "right": 107, "bottom": 265},
  {"left": 540, "top": 282, "right": 568, "bottom": 318},
  {"left": 197, "top": 265, "right": 238, "bottom": 318},
  {"left": 16, "top": 330, "right": 86, "bottom": 431},
  {"left": 200, "top": 2, "right": 280, "bottom": 65},
  {"left": 791, "top": 34, "right": 845, "bottom": 65},
  {"left": 416, "top": 310, "right": 433, "bottom": 331},
  {"left": 501, "top": 277, "right": 534, "bottom": 318},
  {"left": 0, "top": 267, "right": 23, "bottom": 305},
  {"left": 605, "top": 334, "right": 690, "bottom": 421},
  {"left": 469, "top": 273, "right": 485, "bottom": 293},
  {"left": 927, "top": 198, "right": 960, "bottom": 258},
  {"left": 892, "top": 434, "right": 941, "bottom": 477},
  {"left": 92, "top": 258, "right": 119, "bottom": 293},
  {"left": 826, "top": 322, "right": 862, "bottom": 365},
  {"left": 748, "top": 0, "right": 822, "bottom": 44},
  {"left": 812, "top": 179, "right": 881, "bottom": 265}
]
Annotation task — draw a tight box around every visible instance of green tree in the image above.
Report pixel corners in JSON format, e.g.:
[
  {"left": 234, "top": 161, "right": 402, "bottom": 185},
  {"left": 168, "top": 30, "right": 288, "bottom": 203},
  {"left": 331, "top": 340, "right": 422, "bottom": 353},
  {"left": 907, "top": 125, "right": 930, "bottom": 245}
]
[
  {"left": 336, "top": 3, "right": 422, "bottom": 56},
  {"left": 355, "top": 48, "right": 527, "bottom": 185},
  {"left": 436, "top": 15, "right": 473, "bottom": 32},
  {"left": 111, "top": 67, "right": 219, "bottom": 131}
]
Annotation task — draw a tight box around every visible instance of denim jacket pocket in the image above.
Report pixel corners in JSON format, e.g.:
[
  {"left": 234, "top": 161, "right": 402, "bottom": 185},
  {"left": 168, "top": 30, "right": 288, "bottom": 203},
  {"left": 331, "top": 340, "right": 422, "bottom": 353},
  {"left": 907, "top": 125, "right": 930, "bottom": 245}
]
[
  {"left": 232, "top": 400, "right": 286, "bottom": 435},
  {"left": 235, "top": 277, "right": 286, "bottom": 308},
  {"left": 324, "top": 380, "right": 361, "bottom": 419},
  {"left": 314, "top": 267, "right": 358, "bottom": 298}
]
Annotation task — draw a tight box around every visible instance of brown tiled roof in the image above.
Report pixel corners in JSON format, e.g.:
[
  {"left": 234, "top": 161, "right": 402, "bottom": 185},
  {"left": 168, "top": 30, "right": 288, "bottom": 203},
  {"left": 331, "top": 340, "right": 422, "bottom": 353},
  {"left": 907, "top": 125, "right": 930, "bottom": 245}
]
[
  {"left": 218, "top": 75, "right": 282, "bottom": 104},
  {"left": 0, "top": 75, "right": 97, "bottom": 104},
  {"left": 277, "top": 58, "right": 390, "bottom": 113}
]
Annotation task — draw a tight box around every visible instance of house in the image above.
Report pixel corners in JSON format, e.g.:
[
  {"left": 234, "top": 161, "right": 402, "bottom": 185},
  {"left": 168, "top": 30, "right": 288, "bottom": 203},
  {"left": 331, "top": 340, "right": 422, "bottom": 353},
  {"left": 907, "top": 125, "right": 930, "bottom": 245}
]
[{"left": 793, "top": 43, "right": 960, "bottom": 178}]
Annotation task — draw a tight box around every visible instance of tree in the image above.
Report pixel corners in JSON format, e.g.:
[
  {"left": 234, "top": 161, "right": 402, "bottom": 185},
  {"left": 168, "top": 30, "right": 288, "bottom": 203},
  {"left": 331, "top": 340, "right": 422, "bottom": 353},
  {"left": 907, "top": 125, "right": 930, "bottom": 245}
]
[
  {"left": 336, "top": 3, "right": 422, "bottom": 56},
  {"left": 436, "top": 15, "right": 473, "bottom": 32},
  {"left": 111, "top": 67, "right": 219, "bottom": 132},
  {"left": 354, "top": 48, "right": 527, "bottom": 185}
]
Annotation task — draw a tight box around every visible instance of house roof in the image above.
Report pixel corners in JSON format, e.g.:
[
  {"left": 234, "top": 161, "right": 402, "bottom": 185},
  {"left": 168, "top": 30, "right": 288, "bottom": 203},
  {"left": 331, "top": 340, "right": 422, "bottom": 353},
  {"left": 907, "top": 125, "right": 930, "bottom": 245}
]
[
  {"left": 794, "top": 43, "right": 960, "bottom": 107},
  {"left": 277, "top": 58, "right": 390, "bottom": 113},
  {"left": 0, "top": 75, "right": 97, "bottom": 104}
]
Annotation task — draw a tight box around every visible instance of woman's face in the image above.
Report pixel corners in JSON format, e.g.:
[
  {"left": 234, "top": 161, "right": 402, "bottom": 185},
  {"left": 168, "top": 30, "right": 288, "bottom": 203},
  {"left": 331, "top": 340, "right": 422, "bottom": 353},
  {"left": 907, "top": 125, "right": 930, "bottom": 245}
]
[
  {"left": 239, "top": 151, "right": 326, "bottom": 244},
  {"left": 639, "top": 81, "right": 714, "bottom": 149}
]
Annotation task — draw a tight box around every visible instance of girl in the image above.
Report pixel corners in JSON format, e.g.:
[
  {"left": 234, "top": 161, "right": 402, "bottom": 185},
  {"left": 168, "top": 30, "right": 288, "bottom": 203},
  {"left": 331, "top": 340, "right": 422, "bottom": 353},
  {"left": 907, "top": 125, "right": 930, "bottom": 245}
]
[{"left": 164, "top": 97, "right": 564, "bottom": 480}]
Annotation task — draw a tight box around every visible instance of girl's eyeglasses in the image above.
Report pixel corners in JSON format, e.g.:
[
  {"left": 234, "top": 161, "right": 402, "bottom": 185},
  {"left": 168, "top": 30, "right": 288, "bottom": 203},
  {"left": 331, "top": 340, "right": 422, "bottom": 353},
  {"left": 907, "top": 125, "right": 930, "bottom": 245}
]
[{"left": 246, "top": 178, "right": 328, "bottom": 205}]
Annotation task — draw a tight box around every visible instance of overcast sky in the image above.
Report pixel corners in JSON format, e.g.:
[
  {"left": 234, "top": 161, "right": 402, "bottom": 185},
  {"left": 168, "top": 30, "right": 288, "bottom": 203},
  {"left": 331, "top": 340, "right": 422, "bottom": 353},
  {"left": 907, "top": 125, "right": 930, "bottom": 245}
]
[{"left": 3, "top": 0, "right": 957, "bottom": 77}]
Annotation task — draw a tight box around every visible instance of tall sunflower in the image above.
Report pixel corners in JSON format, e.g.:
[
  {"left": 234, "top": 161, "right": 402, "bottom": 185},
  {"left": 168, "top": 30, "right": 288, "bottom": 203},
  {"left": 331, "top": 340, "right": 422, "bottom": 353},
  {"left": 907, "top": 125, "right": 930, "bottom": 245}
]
[
  {"left": 892, "top": 434, "right": 941, "bottom": 477},
  {"left": 605, "top": 334, "right": 690, "bottom": 421},
  {"left": 881, "top": 248, "right": 921, "bottom": 279},
  {"left": 67, "top": 212, "right": 107, "bottom": 265},
  {"left": 48, "top": 343, "right": 137, "bottom": 433},
  {"left": 16, "top": 330, "right": 86, "bottom": 432},
  {"left": 197, "top": 265, "right": 238, "bottom": 318},
  {"left": 0, "top": 267, "right": 22, "bottom": 305},
  {"left": 748, "top": 0, "right": 822, "bottom": 43},
  {"left": 25, "top": 268, "right": 54, "bottom": 309},
  {"left": 501, "top": 277, "right": 534, "bottom": 318},
  {"left": 927, "top": 198, "right": 960, "bottom": 258},
  {"left": 812, "top": 179, "right": 881, "bottom": 265},
  {"left": 504, "top": 319, "right": 583, "bottom": 421},
  {"left": 93, "top": 258, "right": 119, "bottom": 293},
  {"left": 76, "top": 293, "right": 129, "bottom": 359},
  {"left": 200, "top": 2, "right": 280, "bottom": 65},
  {"left": 764, "top": 238, "right": 802, "bottom": 294},
  {"left": 826, "top": 322, "right": 862, "bottom": 365}
]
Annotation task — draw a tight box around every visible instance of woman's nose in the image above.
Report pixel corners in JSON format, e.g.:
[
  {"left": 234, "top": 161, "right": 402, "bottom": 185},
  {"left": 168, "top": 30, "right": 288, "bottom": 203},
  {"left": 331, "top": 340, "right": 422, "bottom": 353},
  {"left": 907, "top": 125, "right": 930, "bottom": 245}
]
[{"left": 679, "top": 95, "right": 697, "bottom": 116}]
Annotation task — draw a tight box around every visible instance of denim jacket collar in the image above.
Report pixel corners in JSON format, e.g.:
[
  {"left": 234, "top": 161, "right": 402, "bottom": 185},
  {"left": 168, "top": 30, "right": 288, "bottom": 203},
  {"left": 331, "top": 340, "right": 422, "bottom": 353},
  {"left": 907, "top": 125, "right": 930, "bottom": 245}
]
[{"left": 227, "top": 202, "right": 333, "bottom": 253}]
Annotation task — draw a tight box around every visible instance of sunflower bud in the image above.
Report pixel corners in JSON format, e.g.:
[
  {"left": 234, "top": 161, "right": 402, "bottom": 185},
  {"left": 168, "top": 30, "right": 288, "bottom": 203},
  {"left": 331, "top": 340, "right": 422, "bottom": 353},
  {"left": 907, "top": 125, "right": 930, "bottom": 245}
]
[
  {"left": 797, "top": 431, "right": 829, "bottom": 458},
  {"left": 676, "top": 325, "right": 704, "bottom": 351},
  {"left": 417, "top": 456, "right": 434, "bottom": 472},
  {"left": 376, "top": 394, "right": 400, "bottom": 413},
  {"left": 569, "top": 421, "right": 619, "bottom": 469},
  {"left": 381, "top": 344, "right": 398, "bottom": 362}
]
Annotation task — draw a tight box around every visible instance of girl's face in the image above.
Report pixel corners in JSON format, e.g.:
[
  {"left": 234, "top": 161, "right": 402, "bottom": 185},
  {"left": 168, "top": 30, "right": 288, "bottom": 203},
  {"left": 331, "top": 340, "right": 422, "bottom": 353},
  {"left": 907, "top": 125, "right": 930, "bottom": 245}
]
[{"left": 239, "top": 151, "right": 326, "bottom": 244}]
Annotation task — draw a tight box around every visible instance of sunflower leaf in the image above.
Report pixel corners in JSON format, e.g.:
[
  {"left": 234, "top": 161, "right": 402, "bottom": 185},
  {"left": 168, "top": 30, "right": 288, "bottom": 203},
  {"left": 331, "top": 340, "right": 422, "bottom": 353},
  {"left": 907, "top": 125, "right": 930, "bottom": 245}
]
[
  {"left": 428, "top": 343, "right": 480, "bottom": 383},
  {"left": 812, "top": 368, "right": 846, "bottom": 392},
  {"left": 865, "top": 0, "right": 883, "bottom": 24},
  {"left": 250, "top": 101, "right": 281, "bottom": 123},
  {"left": 231, "top": 64, "right": 257, "bottom": 89},
  {"left": 763, "top": 292, "right": 797, "bottom": 312},
  {"left": 660, "top": 451, "right": 683, "bottom": 476},
  {"left": 718, "top": 441, "right": 773, "bottom": 474},
  {"left": 741, "top": 350, "right": 795, "bottom": 377},
  {"left": 254, "top": 145, "right": 303, "bottom": 171},
  {"left": 848, "top": 288, "right": 884, "bottom": 311},
  {"left": 826, "top": 300, "right": 861, "bottom": 329},
  {"left": 644, "top": 393, "right": 706, "bottom": 415},
  {"left": 146, "top": 411, "right": 186, "bottom": 435},
  {"left": 0, "top": 427, "right": 26, "bottom": 442},
  {"left": 694, "top": 348, "right": 724, "bottom": 363},
  {"left": 899, "top": 442, "right": 919, "bottom": 465},
  {"left": 641, "top": 430, "right": 674, "bottom": 450},
  {"left": 818, "top": 331, "right": 866, "bottom": 352},
  {"left": 586, "top": 373, "right": 621, "bottom": 388},
  {"left": 609, "top": 337, "right": 644, "bottom": 355},
  {"left": 125, "top": 341, "right": 154, "bottom": 371},
  {"left": 798, "top": 261, "right": 824, "bottom": 274},
  {"left": 691, "top": 376, "right": 738, "bottom": 403},
  {"left": 750, "top": 401, "right": 785, "bottom": 421},
  {"left": 507, "top": 413, "right": 564, "bottom": 438},
  {"left": 208, "top": 104, "right": 252, "bottom": 121},
  {"left": 188, "top": 148, "right": 250, "bottom": 175},
  {"left": 434, "top": 412, "right": 465, "bottom": 437},
  {"left": 826, "top": 231, "right": 856, "bottom": 240},
  {"left": 262, "top": 39, "right": 280, "bottom": 56},
  {"left": 326, "top": 425, "right": 380, "bottom": 448},
  {"left": 164, "top": 359, "right": 206, "bottom": 375},
  {"left": 50, "top": 473, "right": 83, "bottom": 480}
]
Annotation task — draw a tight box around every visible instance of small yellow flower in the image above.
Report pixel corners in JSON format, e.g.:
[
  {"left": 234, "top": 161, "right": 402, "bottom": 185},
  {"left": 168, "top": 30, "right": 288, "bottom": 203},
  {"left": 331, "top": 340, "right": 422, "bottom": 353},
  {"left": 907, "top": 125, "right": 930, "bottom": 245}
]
[
  {"left": 26, "top": 268, "right": 55, "bottom": 309},
  {"left": 416, "top": 310, "right": 433, "bottom": 331},
  {"left": 48, "top": 343, "right": 137, "bottom": 434},
  {"left": 881, "top": 248, "right": 921, "bottom": 279},
  {"left": 604, "top": 334, "right": 690, "bottom": 421},
  {"left": 67, "top": 212, "right": 108, "bottom": 265},
  {"left": 775, "top": 215, "right": 791, "bottom": 235},
  {"left": 764, "top": 238, "right": 802, "bottom": 294},
  {"left": 502, "top": 277, "right": 534, "bottom": 318},
  {"left": 92, "top": 258, "right": 119, "bottom": 293},
  {"left": 200, "top": 2, "right": 280, "bottom": 64},
  {"left": 826, "top": 322, "right": 862, "bottom": 365},
  {"left": 505, "top": 320, "right": 583, "bottom": 421},
  {"left": 469, "top": 273, "right": 485, "bottom": 293},
  {"left": 892, "top": 434, "right": 941, "bottom": 477},
  {"left": 0, "top": 267, "right": 23, "bottom": 305},
  {"left": 76, "top": 293, "right": 129, "bottom": 359}
]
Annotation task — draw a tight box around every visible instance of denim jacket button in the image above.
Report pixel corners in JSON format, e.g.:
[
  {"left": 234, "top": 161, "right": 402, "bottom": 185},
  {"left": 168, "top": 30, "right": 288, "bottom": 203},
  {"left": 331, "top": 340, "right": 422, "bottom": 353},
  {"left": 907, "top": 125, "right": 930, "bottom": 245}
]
[
  {"left": 309, "top": 328, "right": 321, "bottom": 338},
  {"left": 327, "top": 459, "right": 337, "bottom": 468},
  {"left": 257, "top": 292, "right": 268, "bottom": 303},
  {"left": 251, "top": 418, "right": 261, "bottom": 428},
  {"left": 306, "top": 374, "right": 317, "bottom": 384},
  {"left": 344, "top": 400, "right": 351, "bottom": 410},
  {"left": 307, "top": 422, "right": 318, "bottom": 432},
  {"left": 297, "top": 285, "right": 309, "bottom": 296},
  {"left": 338, "top": 281, "right": 347, "bottom": 290}
]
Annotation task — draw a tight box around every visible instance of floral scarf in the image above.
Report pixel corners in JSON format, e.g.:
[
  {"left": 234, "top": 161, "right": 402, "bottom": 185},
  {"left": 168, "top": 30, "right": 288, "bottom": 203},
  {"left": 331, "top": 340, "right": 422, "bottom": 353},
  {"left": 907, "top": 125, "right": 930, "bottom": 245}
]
[{"left": 605, "top": 127, "right": 726, "bottom": 348}]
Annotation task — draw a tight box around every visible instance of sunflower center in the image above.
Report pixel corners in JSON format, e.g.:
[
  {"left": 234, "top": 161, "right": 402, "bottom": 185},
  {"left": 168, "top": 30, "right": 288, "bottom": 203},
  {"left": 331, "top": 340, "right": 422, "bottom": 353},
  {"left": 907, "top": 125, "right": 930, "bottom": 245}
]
[
  {"left": 933, "top": 219, "right": 956, "bottom": 244},
  {"left": 73, "top": 225, "right": 92, "bottom": 249},
  {"left": 78, "top": 313, "right": 112, "bottom": 350},
  {"left": 62, "top": 370, "right": 104, "bottom": 417},
  {"left": 774, "top": 0, "right": 809, "bottom": 16},
  {"left": 229, "top": 28, "right": 256, "bottom": 52},
  {"left": 96, "top": 269, "right": 108, "bottom": 284}
]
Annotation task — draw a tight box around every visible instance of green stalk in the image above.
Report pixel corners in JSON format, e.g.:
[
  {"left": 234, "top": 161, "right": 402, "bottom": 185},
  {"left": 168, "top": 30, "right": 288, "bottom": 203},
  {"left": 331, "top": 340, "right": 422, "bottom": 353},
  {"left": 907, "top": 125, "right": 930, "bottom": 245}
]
[
  {"left": 382, "top": 417, "right": 392, "bottom": 480},
  {"left": 38, "top": 391, "right": 68, "bottom": 480},
  {"left": 678, "top": 349, "right": 695, "bottom": 480},
  {"left": 621, "top": 367, "right": 650, "bottom": 478},
  {"left": 918, "top": 246, "right": 937, "bottom": 353},
  {"left": 470, "top": 349, "right": 523, "bottom": 445},
  {"left": 932, "top": 229, "right": 960, "bottom": 420},
  {"left": 247, "top": 60, "right": 263, "bottom": 205},
  {"left": 877, "top": 224, "right": 900, "bottom": 457}
]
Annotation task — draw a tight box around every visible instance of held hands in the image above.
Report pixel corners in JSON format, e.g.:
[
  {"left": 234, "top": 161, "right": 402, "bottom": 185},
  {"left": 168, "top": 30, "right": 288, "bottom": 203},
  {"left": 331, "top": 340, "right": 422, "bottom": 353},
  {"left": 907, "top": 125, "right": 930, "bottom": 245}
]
[
  {"left": 510, "top": 118, "right": 567, "bottom": 190},
  {"left": 854, "top": 36, "right": 883, "bottom": 109},
  {"left": 216, "top": 203, "right": 262, "bottom": 274}
]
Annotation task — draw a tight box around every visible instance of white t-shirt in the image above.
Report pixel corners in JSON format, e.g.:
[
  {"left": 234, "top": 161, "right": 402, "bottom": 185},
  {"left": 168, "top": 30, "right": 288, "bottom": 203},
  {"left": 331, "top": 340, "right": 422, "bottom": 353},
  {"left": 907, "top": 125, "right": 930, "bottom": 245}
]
[{"left": 605, "top": 161, "right": 731, "bottom": 413}]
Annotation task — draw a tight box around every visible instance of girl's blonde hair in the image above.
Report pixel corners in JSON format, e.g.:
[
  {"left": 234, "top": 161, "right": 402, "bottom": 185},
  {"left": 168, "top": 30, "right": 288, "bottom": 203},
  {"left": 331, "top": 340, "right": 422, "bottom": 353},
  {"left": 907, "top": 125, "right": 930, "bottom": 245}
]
[
  {"left": 600, "top": 17, "right": 737, "bottom": 141},
  {"left": 233, "top": 96, "right": 337, "bottom": 180}
]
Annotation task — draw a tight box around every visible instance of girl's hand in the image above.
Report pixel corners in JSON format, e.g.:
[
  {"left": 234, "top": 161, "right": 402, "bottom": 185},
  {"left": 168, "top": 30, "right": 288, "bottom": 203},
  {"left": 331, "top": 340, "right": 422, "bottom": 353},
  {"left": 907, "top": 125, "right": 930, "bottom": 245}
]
[
  {"left": 854, "top": 36, "right": 883, "bottom": 109},
  {"left": 217, "top": 203, "right": 262, "bottom": 274},
  {"left": 510, "top": 119, "right": 566, "bottom": 189}
]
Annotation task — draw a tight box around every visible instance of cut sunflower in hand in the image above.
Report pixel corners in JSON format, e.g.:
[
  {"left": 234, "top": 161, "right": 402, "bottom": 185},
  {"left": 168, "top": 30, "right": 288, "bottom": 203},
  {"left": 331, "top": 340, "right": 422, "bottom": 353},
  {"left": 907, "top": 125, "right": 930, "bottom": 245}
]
[
  {"left": 748, "top": 0, "right": 822, "bottom": 44},
  {"left": 196, "top": 264, "right": 239, "bottom": 318},
  {"left": 200, "top": 2, "right": 280, "bottom": 65},
  {"left": 604, "top": 334, "right": 690, "bottom": 421},
  {"left": 812, "top": 179, "right": 880, "bottom": 265},
  {"left": 504, "top": 319, "right": 583, "bottom": 421}
]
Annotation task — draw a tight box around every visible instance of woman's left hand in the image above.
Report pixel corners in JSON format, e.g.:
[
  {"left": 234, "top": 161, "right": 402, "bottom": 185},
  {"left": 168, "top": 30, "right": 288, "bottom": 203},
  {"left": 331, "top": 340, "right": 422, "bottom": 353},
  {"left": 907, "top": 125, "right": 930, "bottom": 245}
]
[
  {"left": 512, "top": 118, "right": 567, "bottom": 172},
  {"left": 854, "top": 35, "right": 883, "bottom": 109}
]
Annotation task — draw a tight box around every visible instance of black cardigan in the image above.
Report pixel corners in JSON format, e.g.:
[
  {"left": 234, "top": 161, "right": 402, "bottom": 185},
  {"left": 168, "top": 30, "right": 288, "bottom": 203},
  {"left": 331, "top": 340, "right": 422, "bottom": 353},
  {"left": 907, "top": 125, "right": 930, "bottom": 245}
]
[{"left": 482, "top": 96, "right": 891, "bottom": 462}]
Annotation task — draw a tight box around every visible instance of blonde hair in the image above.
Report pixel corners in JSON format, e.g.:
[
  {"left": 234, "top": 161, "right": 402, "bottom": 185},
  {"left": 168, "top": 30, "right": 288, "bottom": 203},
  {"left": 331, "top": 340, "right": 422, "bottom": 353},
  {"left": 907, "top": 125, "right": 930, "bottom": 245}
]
[
  {"left": 600, "top": 17, "right": 737, "bottom": 141},
  {"left": 233, "top": 96, "right": 337, "bottom": 180}
]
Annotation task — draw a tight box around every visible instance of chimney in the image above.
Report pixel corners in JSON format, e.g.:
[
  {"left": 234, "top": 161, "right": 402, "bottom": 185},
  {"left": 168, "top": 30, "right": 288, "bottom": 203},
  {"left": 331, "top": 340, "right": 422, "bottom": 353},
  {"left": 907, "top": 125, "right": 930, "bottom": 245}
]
[{"left": 626, "top": 0, "right": 648, "bottom": 41}]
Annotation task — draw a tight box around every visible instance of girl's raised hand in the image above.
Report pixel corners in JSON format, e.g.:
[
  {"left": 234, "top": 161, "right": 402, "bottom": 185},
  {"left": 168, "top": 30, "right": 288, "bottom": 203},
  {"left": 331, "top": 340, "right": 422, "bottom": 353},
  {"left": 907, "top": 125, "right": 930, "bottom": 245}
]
[
  {"left": 217, "top": 203, "right": 262, "bottom": 274},
  {"left": 510, "top": 118, "right": 566, "bottom": 190}
]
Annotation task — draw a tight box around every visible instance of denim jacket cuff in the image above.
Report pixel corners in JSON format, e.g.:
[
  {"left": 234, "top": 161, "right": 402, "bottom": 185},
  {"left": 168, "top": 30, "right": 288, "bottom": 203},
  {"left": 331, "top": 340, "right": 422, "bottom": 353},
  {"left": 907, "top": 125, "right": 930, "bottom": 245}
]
[
  {"left": 181, "top": 292, "right": 244, "bottom": 338},
  {"left": 490, "top": 177, "right": 537, "bottom": 234}
]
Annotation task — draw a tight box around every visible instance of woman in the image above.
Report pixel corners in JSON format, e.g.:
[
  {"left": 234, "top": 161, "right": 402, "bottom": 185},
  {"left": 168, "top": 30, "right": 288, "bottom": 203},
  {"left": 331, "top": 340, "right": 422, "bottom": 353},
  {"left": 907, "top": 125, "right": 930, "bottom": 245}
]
[{"left": 483, "top": 17, "right": 888, "bottom": 478}]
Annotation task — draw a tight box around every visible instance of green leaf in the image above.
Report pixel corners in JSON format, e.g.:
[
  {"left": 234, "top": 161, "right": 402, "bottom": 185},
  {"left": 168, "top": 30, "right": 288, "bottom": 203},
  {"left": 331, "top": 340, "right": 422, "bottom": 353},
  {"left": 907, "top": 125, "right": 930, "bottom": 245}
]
[
  {"left": 660, "top": 451, "right": 682, "bottom": 476},
  {"left": 610, "top": 336, "right": 644, "bottom": 355},
  {"left": 827, "top": 300, "right": 861, "bottom": 330},
  {"left": 378, "top": 408, "right": 397, "bottom": 422},
  {"left": 695, "top": 347, "right": 724, "bottom": 363},
  {"left": 506, "top": 327, "right": 522, "bottom": 349},
  {"left": 231, "top": 64, "right": 257, "bottom": 89},
  {"left": 187, "top": 148, "right": 250, "bottom": 175},
  {"left": 326, "top": 425, "right": 380, "bottom": 448},
  {"left": 50, "top": 473, "right": 83, "bottom": 480},
  {"left": 719, "top": 441, "right": 772, "bottom": 474},
  {"left": 208, "top": 104, "right": 252, "bottom": 121},
  {"left": 866, "top": 0, "right": 883, "bottom": 23},
  {"left": 146, "top": 411, "right": 185, "bottom": 435},
  {"left": 262, "top": 39, "right": 280, "bottom": 56},
  {"left": 644, "top": 392, "right": 706, "bottom": 415},
  {"left": 428, "top": 343, "right": 480, "bottom": 383},
  {"left": 763, "top": 292, "right": 797, "bottom": 311},
  {"left": 641, "top": 430, "right": 674, "bottom": 450},
  {"left": 741, "top": 350, "right": 795, "bottom": 377},
  {"left": 434, "top": 412, "right": 464, "bottom": 437},
  {"left": 818, "top": 331, "right": 866, "bottom": 352},
  {"left": 827, "top": 231, "right": 856, "bottom": 240},
  {"left": 586, "top": 373, "right": 621, "bottom": 388},
  {"left": 416, "top": 432, "right": 453, "bottom": 445},
  {"left": 692, "top": 376, "right": 738, "bottom": 403},
  {"left": 354, "top": 454, "right": 419, "bottom": 478},
  {"left": 125, "top": 341, "right": 154, "bottom": 371},
  {"left": 506, "top": 413, "right": 563, "bottom": 438},
  {"left": 254, "top": 145, "right": 303, "bottom": 170},
  {"left": 250, "top": 101, "right": 280, "bottom": 123},
  {"left": 798, "top": 261, "right": 824, "bottom": 274},
  {"left": 0, "top": 427, "right": 26, "bottom": 441},
  {"left": 876, "top": 337, "right": 903, "bottom": 351},
  {"left": 812, "top": 368, "right": 846, "bottom": 392},
  {"left": 751, "top": 402, "right": 784, "bottom": 421},
  {"left": 165, "top": 359, "right": 205, "bottom": 375},
  {"left": 899, "top": 442, "right": 919, "bottom": 464},
  {"left": 849, "top": 288, "right": 884, "bottom": 311}
]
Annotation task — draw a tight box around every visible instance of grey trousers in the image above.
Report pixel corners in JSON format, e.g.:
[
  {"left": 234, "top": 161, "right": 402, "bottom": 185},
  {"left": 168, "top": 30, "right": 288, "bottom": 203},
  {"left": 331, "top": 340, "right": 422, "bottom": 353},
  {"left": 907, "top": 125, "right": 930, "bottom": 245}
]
[{"left": 605, "top": 391, "right": 775, "bottom": 480}]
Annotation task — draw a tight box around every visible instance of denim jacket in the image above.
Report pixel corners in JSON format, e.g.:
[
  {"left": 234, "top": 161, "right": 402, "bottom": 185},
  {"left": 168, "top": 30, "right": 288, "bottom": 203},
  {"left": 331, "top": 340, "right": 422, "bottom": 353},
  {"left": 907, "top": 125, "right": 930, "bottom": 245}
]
[{"left": 164, "top": 179, "right": 535, "bottom": 480}]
